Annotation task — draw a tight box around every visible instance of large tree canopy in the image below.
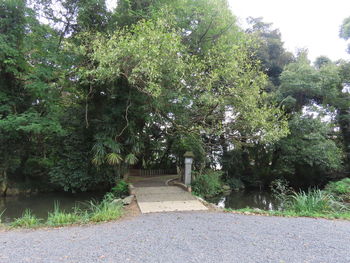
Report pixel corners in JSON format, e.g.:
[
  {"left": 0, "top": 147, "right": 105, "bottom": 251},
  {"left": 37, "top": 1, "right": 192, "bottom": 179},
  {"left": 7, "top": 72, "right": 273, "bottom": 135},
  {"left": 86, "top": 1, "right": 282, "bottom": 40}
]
[{"left": 0, "top": 0, "right": 349, "bottom": 194}]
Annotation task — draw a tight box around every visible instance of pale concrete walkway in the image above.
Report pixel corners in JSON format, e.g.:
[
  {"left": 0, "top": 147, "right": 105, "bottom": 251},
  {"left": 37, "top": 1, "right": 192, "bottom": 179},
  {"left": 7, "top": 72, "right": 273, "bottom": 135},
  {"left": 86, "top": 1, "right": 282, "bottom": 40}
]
[{"left": 129, "top": 175, "right": 208, "bottom": 213}]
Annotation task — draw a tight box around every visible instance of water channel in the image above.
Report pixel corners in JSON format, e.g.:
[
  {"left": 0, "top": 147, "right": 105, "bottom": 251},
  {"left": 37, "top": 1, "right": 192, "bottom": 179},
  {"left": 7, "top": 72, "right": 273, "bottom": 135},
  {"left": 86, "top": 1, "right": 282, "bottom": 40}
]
[
  {"left": 0, "top": 192, "right": 103, "bottom": 223},
  {"left": 0, "top": 190, "right": 281, "bottom": 223},
  {"left": 209, "top": 190, "right": 281, "bottom": 210}
]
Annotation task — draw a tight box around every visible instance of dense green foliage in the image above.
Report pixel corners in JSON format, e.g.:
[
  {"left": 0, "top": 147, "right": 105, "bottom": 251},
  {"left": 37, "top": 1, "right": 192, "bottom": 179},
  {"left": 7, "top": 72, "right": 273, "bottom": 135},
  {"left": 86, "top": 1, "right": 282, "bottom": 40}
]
[
  {"left": 0, "top": 0, "right": 349, "bottom": 195},
  {"left": 325, "top": 178, "right": 350, "bottom": 202},
  {"left": 223, "top": 24, "right": 350, "bottom": 188},
  {"left": 111, "top": 180, "right": 129, "bottom": 198},
  {"left": 192, "top": 170, "right": 223, "bottom": 197}
]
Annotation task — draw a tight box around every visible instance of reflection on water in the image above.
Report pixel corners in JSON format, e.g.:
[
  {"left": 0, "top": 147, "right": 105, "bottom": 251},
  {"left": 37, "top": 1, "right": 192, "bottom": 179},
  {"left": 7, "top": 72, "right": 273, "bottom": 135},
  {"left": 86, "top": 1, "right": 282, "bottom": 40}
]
[
  {"left": 209, "top": 190, "right": 281, "bottom": 211},
  {"left": 0, "top": 192, "right": 103, "bottom": 223}
]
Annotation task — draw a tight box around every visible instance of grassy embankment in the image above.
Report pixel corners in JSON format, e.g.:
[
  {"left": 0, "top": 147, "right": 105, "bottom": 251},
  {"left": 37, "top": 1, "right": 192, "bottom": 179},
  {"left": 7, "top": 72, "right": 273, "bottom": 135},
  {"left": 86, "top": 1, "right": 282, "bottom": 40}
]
[
  {"left": 226, "top": 179, "right": 350, "bottom": 220},
  {"left": 1, "top": 180, "right": 129, "bottom": 229}
]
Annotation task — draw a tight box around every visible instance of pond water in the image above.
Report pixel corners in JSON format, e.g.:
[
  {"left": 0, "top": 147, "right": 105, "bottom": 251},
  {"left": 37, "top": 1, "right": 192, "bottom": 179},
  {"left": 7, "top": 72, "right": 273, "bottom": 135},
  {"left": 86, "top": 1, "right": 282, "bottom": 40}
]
[
  {"left": 0, "top": 192, "right": 104, "bottom": 223},
  {"left": 209, "top": 190, "right": 281, "bottom": 211}
]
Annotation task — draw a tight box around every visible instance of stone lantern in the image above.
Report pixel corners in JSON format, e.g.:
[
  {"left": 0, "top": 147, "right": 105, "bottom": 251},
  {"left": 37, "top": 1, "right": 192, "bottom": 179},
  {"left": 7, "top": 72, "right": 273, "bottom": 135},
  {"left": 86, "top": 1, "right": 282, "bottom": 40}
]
[{"left": 183, "top": 151, "right": 194, "bottom": 185}]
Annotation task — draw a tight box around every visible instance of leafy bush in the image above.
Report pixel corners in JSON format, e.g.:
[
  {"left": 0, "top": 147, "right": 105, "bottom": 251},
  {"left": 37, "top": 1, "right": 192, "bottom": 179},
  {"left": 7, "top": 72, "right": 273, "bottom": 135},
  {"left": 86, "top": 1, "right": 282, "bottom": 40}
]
[
  {"left": 324, "top": 178, "right": 350, "bottom": 202},
  {"left": 11, "top": 209, "right": 41, "bottom": 228},
  {"left": 270, "top": 178, "right": 294, "bottom": 209},
  {"left": 46, "top": 202, "right": 84, "bottom": 226},
  {"left": 191, "top": 170, "right": 223, "bottom": 198},
  {"left": 111, "top": 180, "right": 129, "bottom": 198}
]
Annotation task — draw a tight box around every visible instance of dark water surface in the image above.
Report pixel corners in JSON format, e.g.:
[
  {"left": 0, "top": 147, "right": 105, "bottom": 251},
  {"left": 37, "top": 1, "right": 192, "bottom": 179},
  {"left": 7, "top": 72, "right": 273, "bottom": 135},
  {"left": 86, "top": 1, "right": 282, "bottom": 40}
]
[
  {"left": 0, "top": 192, "right": 103, "bottom": 223},
  {"left": 209, "top": 190, "right": 281, "bottom": 210}
]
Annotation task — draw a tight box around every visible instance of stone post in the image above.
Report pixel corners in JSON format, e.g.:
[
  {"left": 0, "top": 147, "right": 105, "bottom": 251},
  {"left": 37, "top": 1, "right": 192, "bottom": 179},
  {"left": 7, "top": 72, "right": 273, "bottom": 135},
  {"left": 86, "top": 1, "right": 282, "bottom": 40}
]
[{"left": 183, "top": 151, "right": 194, "bottom": 185}]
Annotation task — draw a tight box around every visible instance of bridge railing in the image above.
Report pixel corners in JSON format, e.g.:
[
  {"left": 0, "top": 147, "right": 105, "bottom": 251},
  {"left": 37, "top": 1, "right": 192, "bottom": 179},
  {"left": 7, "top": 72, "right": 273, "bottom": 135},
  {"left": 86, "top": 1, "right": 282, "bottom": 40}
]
[{"left": 129, "top": 169, "right": 177, "bottom": 177}]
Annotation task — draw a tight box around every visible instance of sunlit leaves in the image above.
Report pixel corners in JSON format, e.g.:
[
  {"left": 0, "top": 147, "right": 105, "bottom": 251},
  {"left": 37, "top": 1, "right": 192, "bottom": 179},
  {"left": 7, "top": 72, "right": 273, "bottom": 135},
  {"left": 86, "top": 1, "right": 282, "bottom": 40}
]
[
  {"left": 106, "top": 153, "right": 123, "bottom": 165},
  {"left": 91, "top": 19, "right": 186, "bottom": 97},
  {"left": 124, "top": 153, "right": 138, "bottom": 165},
  {"left": 89, "top": 13, "right": 288, "bottom": 145}
]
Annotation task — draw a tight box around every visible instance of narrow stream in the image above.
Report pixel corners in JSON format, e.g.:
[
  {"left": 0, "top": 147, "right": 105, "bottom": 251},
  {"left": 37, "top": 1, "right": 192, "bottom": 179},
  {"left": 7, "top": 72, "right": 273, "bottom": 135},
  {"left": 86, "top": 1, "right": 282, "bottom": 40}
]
[
  {"left": 0, "top": 192, "right": 103, "bottom": 223},
  {"left": 209, "top": 190, "right": 281, "bottom": 210}
]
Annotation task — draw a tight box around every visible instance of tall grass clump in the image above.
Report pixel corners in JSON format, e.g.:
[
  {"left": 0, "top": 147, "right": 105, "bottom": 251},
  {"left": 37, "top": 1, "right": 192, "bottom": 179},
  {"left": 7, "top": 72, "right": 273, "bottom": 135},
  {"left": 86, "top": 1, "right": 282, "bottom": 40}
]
[
  {"left": 287, "top": 189, "right": 335, "bottom": 213},
  {"left": 269, "top": 179, "right": 349, "bottom": 217},
  {"left": 46, "top": 202, "right": 84, "bottom": 226},
  {"left": 11, "top": 209, "right": 41, "bottom": 228},
  {"left": 0, "top": 209, "right": 4, "bottom": 224},
  {"left": 88, "top": 194, "right": 123, "bottom": 222}
]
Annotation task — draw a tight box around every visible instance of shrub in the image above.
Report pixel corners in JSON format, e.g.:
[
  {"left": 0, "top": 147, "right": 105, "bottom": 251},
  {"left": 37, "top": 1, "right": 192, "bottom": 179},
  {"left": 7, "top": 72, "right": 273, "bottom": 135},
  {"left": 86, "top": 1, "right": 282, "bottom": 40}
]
[
  {"left": 324, "top": 178, "right": 350, "bottom": 202},
  {"left": 46, "top": 202, "right": 83, "bottom": 226},
  {"left": 191, "top": 170, "right": 223, "bottom": 198},
  {"left": 270, "top": 178, "right": 294, "bottom": 210},
  {"left": 11, "top": 209, "right": 40, "bottom": 228},
  {"left": 111, "top": 180, "right": 129, "bottom": 198}
]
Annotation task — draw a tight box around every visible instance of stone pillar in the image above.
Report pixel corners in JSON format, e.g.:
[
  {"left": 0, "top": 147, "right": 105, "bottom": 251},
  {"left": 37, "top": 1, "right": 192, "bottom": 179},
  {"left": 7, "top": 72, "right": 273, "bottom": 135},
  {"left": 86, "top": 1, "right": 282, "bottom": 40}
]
[{"left": 183, "top": 151, "right": 194, "bottom": 185}]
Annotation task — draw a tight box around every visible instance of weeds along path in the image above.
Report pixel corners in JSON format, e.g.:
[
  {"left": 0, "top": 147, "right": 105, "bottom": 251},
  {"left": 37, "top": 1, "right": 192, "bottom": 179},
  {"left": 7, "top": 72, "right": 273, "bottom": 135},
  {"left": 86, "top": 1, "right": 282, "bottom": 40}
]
[{"left": 0, "top": 212, "right": 350, "bottom": 263}]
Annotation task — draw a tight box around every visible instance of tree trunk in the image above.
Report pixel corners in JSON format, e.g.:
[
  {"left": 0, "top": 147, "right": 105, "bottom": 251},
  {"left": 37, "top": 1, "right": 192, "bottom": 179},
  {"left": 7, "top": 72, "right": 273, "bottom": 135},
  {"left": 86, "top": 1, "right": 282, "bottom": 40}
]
[
  {"left": 1, "top": 169, "right": 8, "bottom": 197},
  {"left": 338, "top": 109, "right": 350, "bottom": 167}
]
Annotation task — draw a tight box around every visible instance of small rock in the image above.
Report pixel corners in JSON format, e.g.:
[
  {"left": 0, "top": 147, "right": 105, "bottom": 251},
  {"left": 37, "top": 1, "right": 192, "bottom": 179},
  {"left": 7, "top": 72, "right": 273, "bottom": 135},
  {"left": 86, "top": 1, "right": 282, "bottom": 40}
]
[
  {"left": 122, "top": 195, "right": 134, "bottom": 205},
  {"left": 222, "top": 185, "right": 231, "bottom": 191}
]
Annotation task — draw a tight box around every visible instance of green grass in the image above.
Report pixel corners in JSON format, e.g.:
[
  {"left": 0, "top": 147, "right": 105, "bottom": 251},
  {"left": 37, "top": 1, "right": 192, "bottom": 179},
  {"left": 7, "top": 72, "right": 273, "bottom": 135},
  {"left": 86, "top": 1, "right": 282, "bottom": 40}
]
[
  {"left": 225, "top": 207, "right": 350, "bottom": 220},
  {"left": 88, "top": 199, "right": 123, "bottom": 222},
  {"left": 46, "top": 202, "right": 85, "bottom": 226},
  {"left": 0, "top": 209, "right": 4, "bottom": 224},
  {"left": 10, "top": 209, "right": 41, "bottom": 228},
  {"left": 0, "top": 210, "right": 6, "bottom": 229}
]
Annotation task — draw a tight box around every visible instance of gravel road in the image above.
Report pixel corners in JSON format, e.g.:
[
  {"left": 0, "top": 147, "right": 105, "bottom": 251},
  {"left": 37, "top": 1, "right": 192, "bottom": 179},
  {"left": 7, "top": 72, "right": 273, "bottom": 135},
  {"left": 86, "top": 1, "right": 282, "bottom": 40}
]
[{"left": 0, "top": 212, "right": 349, "bottom": 263}]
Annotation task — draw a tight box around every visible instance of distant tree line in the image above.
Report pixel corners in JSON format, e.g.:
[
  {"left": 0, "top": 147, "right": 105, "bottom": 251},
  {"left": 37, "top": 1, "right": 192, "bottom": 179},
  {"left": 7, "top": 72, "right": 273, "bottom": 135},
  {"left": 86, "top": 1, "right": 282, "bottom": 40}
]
[{"left": 0, "top": 0, "right": 349, "bottom": 195}]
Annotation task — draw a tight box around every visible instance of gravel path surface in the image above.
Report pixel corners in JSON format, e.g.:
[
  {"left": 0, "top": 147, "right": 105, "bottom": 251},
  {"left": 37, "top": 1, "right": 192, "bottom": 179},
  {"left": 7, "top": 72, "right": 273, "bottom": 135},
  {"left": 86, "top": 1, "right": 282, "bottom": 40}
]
[{"left": 1, "top": 212, "right": 350, "bottom": 263}]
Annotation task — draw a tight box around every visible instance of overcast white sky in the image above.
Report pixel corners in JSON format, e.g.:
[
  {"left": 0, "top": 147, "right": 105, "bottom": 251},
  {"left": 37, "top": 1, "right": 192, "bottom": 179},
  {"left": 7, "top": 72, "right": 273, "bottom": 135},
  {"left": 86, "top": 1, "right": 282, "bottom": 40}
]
[
  {"left": 106, "top": 0, "right": 350, "bottom": 63},
  {"left": 229, "top": 0, "right": 350, "bottom": 62}
]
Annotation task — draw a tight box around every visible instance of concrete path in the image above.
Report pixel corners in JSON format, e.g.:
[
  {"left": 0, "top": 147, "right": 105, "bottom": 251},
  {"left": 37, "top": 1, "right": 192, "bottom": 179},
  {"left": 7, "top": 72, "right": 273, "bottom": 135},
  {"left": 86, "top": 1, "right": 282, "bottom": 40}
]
[{"left": 129, "top": 175, "right": 208, "bottom": 213}]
